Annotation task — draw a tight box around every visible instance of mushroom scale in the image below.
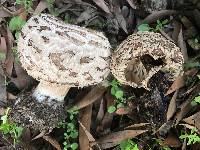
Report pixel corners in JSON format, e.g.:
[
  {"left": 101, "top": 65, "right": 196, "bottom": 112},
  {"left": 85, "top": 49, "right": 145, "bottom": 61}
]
[
  {"left": 110, "top": 31, "right": 184, "bottom": 89},
  {"left": 18, "top": 13, "right": 111, "bottom": 87}
]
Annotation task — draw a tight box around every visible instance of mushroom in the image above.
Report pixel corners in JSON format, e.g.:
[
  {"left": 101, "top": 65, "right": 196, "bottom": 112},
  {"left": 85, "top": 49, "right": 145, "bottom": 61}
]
[
  {"left": 10, "top": 14, "right": 111, "bottom": 131},
  {"left": 110, "top": 31, "right": 184, "bottom": 89}
]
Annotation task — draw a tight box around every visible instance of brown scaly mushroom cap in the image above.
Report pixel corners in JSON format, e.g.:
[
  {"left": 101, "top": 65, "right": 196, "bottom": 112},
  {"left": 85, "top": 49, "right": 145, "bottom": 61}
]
[
  {"left": 110, "top": 31, "right": 184, "bottom": 89},
  {"left": 9, "top": 14, "right": 111, "bottom": 131},
  {"left": 17, "top": 13, "right": 111, "bottom": 102}
]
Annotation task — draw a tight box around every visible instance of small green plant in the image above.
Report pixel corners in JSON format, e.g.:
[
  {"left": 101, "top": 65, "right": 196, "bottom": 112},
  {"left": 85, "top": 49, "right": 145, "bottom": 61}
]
[
  {"left": 0, "top": 108, "right": 23, "bottom": 145},
  {"left": 192, "top": 94, "right": 200, "bottom": 105},
  {"left": 187, "top": 38, "right": 200, "bottom": 50},
  {"left": 16, "top": 0, "right": 33, "bottom": 12},
  {"left": 45, "top": 0, "right": 59, "bottom": 16},
  {"left": 108, "top": 79, "right": 134, "bottom": 113},
  {"left": 58, "top": 107, "right": 79, "bottom": 150},
  {"left": 154, "top": 138, "right": 172, "bottom": 150},
  {"left": 137, "top": 23, "right": 152, "bottom": 32},
  {"left": 191, "top": 76, "right": 200, "bottom": 106},
  {"left": 180, "top": 128, "right": 200, "bottom": 145},
  {"left": 108, "top": 79, "right": 126, "bottom": 113},
  {"left": 137, "top": 19, "right": 168, "bottom": 32},
  {"left": 119, "top": 139, "right": 139, "bottom": 150},
  {"left": 9, "top": 16, "right": 26, "bottom": 39}
]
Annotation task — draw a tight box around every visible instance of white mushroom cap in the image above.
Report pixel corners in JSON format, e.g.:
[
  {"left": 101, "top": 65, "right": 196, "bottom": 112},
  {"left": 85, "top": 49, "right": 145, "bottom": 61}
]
[
  {"left": 110, "top": 31, "right": 184, "bottom": 89},
  {"left": 17, "top": 14, "right": 111, "bottom": 87}
]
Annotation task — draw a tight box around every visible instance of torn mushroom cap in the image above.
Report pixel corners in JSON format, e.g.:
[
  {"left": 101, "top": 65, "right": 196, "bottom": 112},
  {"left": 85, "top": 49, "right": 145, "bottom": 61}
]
[
  {"left": 110, "top": 31, "right": 184, "bottom": 89},
  {"left": 17, "top": 13, "right": 111, "bottom": 88}
]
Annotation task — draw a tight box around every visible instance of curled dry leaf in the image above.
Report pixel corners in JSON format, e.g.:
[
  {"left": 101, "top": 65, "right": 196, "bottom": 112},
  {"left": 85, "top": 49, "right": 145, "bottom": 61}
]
[
  {"left": 179, "top": 123, "right": 196, "bottom": 130},
  {"left": 0, "top": 65, "right": 6, "bottom": 103},
  {"left": 183, "top": 111, "right": 200, "bottom": 131},
  {"left": 156, "top": 121, "right": 174, "bottom": 136},
  {"left": 78, "top": 121, "right": 96, "bottom": 143},
  {"left": 0, "top": 7, "right": 12, "bottom": 18},
  {"left": 79, "top": 105, "right": 92, "bottom": 150},
  {"left": 175, "top": 99, "right": 193, "bottom": 125},
  {"left": 74, "top": 86, "right": 106, "bottom": 110},
  {"left": 125, "top": 123, "right": 150, "bottom": 129},
  {"left": 172, "top": 20, "right": 181, "bottom": 44},
  {"left": 126, "top": 0, "right": 137, "bottom": 9},
  {"left": 141, "top": 10, "right": 178, "bottom": 24},
  {"left": 96, "top": 130, "right": 147, "bottom": 149},
  {"left": 193, "top": 111, "right": 200, "bottom": 131},
  {"left": 167, "top": 90, "right": 178, "bottom": 121},
  {"left": 162, "top": 133, "right": 181, "bottom": 148},
  {"left": 4, "top": 27, "right": 14, "bottom": 76},
  {"left": 112, "top": 1, "right": 128, "bottom": 33},
  {"left": 96, "top": 98, "right": 105, "bottom": 125},
  {"left": 165, "top": 75, "right": 185, "bottom": 96},
  {"left": 34, "top": 0, "right": 48, "bottom": 15},
  {"left": 96, "top": 112, "right": 113, "bottom": 134},
  {"left": 43, "top": 135, "right": 61, "bottom": 150},
  {"left": 92, "top": 0, "right": 110, "bottom": 14},
  {"left": 0, "top": 37, "right": 7, "bottom": 52},
  {"left": 76, "top": 7, "right": 97, "bottom": 24},
  {"left": 178, "top": 27, "right": 188, "bottom": 61},
  {"left": 11, "top": 63, "right": 35, "bottom": 90}
]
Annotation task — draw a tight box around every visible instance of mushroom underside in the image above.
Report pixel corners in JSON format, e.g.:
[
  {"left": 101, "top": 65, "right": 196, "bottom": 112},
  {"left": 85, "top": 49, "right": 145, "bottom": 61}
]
[
  {"left": 9, "top": 92, "right": 66, "bottom": 131},
  {"left": 125, "top": 54, "right": 165, "bottom": 85}
]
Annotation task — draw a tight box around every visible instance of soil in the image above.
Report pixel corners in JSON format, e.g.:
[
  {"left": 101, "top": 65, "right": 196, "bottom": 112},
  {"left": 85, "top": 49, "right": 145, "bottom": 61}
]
[{"left": 9, "top": 92, "right": 66, "bottom": 132}]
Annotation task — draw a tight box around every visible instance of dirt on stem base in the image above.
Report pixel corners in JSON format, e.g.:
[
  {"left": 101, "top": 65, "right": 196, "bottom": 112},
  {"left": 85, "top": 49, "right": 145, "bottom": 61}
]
[{"left": 8, "top": 92, "right": 66, "bottom": 132}]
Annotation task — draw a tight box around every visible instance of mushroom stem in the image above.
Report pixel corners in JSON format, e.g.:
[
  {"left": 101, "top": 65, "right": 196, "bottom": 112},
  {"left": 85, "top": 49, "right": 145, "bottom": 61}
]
[{"left": 32, "top": 81, "right": 70, "bottom": 103}]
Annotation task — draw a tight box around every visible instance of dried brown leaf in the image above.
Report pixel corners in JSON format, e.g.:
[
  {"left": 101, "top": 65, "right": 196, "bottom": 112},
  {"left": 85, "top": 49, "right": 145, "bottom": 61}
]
[
  {"left": 11, "top": 63, "right": 35, "bottom": 90},
  {"left": 96, "top": 98, "right": 105, "bottom": 124},
  {"left": 32, "top": 131, "right": 46, "bottom": 140},
  {"left": 156, "top": 121, "right": 174, "bottom": 136},
  {"left": 74, "top": 86, "right": 106, "bottom": 110},
  {"left": 183, "top": 114, "right": 195, "bottom": 125},
  {"left": 178, "top": 27, "right": 188, "bottom": 62},
  {"left": 93, "top": 0, "right": 110, "bottom": 13},
  {"left": 0, "top": 8, "right": 12, "bottom": 17},
  {"left": 96, "top": 130, "right": 147, "bottom": 149},
  {"left": 79, "top": 105, "right": 92, "bottom": 150},
  {"left": 0, "top": 107, "right": 5, "bottom": 116},
  {"left": 125, "top": 123, "right": 149, "bottom": 129},
  {"left": 0, "top": 65, "right": 6, "bottom": 103},
  {"left": 34, "top": 0, "right": 48, "bottom": 15},
  {"left": 96, "top": 112, "right": 113, "bottom": 134},
  {"left": 193, "top": 111, "right": 200, "bottom": 131},
  {"left": 167, "top": 90, "right": 178, "bottom": 121},
  {"left": 115, "top": 107, "right": 132, "bottom": 115},
  {"left": 165, "top": 75, "right": 185, "bottom": 96},
  {"left": 0, "top": 37, "right": 7, "bottom": 52},
  {"left": 162, "top": 133, "right": 181, "bottom": 148},
  {"left": 175, "top": 100, "right": 193, "bottom": 125},
  {"left": 159, "top": 29, "right": 174, "bottom": 42},
  {"left": 113, "top": 4, "right": 128, "bottom": 33},
  {"left": 172, "top": 20, "right": 181, "bottom": 44},
  {"left": 4, "top": 27, "right": 14, "bottom": 76},
  {"left": 0, "top": 75, "right": 6, "bottom": 102},
  {"left": 126, "top": 0, "right": 137, "bottom": 9},
  {"left": 179, "top": 123, "right": 196, "bottom": 130},
  {"left": 76, "top": 7, "right": 97, "bottom": 24},
  {"left": 43, "top": 135, "right": 61, "bottom": 150},
  {"left": 78, "top": 121, "right": 96, "bottom": 143},
  {"left": 141, "top": 10, "right": 178, "bottom": 24}
]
